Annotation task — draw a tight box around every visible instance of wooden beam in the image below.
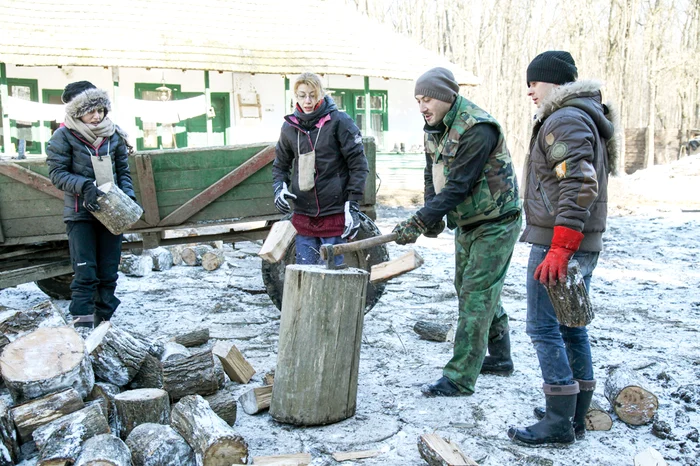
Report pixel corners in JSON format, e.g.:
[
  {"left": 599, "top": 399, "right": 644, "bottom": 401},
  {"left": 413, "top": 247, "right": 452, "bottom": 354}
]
[
  {"left": 133, "top": 153, "right": 161, "bottom": 226},
  {"left": 157, "top": 145, "right": 275, "bottom": 227},
  {"left": 0, "top": 259, "right": 72, "bottom": 289},
  {"left": 0, "top": 162, "right": 63, "bottom": 199}
]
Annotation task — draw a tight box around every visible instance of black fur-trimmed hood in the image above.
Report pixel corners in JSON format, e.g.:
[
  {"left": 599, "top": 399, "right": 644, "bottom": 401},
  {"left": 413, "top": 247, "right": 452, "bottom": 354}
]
[{"left": 65, "top": 88, "right": 112, "bottom": 118}]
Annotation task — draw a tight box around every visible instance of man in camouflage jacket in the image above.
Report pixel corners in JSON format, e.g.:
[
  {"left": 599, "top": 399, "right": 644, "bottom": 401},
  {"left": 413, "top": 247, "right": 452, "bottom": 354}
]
[{"left": 393, "top": 67, "right": 522, "bottom": 397}]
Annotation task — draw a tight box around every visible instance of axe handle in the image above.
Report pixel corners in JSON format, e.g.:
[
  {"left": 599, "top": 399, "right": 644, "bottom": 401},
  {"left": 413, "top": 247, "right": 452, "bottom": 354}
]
[{"left": 321, "top": 233, "right": 398, "bottom": 259}]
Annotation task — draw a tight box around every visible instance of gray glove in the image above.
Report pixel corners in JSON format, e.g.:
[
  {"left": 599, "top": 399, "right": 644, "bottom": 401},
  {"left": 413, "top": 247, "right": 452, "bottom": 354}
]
[
  {"left": 342, "top": 201, "right": 361, "bottom": 239},
  {"left": 274, "top": 182, "right": 297, "bottom": 215}
]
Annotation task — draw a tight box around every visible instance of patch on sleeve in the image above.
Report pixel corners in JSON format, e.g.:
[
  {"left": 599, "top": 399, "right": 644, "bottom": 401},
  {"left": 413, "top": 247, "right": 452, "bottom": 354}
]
[
  {"left": 354, "top": 134, "right": 363, "bottom": 145},
  {"left": 555, "top": 161, "right": 568, "bottom": 179},
  {"left": 550, "top": 141, "right": 568, "bottom": 161},
  {"left": 545, "top": 133, "right": 555, "bottom": 146}
]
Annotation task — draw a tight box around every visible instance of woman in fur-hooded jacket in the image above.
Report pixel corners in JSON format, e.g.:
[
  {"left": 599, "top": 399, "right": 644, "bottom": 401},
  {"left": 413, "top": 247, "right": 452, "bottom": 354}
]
[{"left": 46, "top": 81, "right": 136, "bottom": 329}]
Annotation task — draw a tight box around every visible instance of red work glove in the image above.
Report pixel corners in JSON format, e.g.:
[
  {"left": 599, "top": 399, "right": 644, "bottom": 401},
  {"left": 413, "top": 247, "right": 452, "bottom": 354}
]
[{"left": 534, "top": 226, "right": 584, "bottom": 286}]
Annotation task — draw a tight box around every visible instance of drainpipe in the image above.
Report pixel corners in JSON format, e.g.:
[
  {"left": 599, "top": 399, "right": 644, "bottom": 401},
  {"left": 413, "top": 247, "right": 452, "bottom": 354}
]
[
  {"left": 364, "top": 76, "right": 371, "bottom": 140},
  {"left": 205, "top": 71, "right": 212, "bottom": 146},
  {"left": 0, "top": 63, "right": 10, "bottom": 154}
]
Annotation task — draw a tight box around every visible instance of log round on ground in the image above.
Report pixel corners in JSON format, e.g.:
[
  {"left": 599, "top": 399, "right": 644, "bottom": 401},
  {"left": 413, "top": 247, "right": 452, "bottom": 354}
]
[
  {"left": 0, "top": 326, "right": 94, "bottom": 404},
  {"left": 75, "top": 433, "right": 131, "bottom": 466},
  {"left": 126, "top": 423, "right": 196, "bottom": 466},
  {"left": 114, "top": 388, "right": 170, "bottom": 440},
  {"left": 604, "top": 365, "right": 659, "bottom": 426}
]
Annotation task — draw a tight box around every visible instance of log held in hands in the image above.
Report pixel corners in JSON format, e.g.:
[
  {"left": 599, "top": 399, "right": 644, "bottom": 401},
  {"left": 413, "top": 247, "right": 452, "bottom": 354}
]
[
  {"left": 545, "top": 260, "right": 594, "bottom": 327},
  {"left": 270, "top": 265, "right": 368, "bottom": 426},
  {"left": 92, "top": 182, "right": 144, "bottom": 235}
]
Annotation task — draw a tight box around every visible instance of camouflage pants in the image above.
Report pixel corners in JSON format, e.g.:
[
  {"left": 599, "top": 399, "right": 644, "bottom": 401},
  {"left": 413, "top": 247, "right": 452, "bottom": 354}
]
[{"left": 443, "top": 212, "right": 522, "bottom": 393}]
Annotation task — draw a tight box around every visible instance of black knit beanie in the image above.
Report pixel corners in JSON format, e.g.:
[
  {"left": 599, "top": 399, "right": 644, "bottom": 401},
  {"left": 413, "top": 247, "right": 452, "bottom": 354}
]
[
  {"left": 61, "top": 81, "right": 97, "bottom": 104},
  {"left": 415, "top": 67, "right": 460, "bottom": 103},
  {"left": 526, "top": 51, "right": 578, "bottom": 85}
]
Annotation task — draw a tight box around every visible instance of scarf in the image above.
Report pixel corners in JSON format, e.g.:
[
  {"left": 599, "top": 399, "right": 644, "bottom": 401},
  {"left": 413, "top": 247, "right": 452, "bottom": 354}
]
[{"left": 64, "top": 114, "right": 116, "bottom": 147}]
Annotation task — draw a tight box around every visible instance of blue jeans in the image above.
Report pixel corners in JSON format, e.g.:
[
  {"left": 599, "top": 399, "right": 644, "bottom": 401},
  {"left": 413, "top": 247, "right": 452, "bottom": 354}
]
[
  {"left": 526, "top": 244, "right": 599, "bottom": 385},
  {"left": 295, "top": 234, "right": 346, "bottom": 266}
]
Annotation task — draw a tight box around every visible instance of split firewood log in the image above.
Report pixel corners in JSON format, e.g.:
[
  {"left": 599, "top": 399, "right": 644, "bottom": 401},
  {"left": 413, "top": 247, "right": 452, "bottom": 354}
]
[
  {"left": 172, "top": 329, "right": 210, "bottom": 348},
  {"left": 129, "top": 353, "right": 164, "bottom": 390},
  {"left": 146, "top": 247, "right": 173, "bottom": 272},
  {"left": 161, "top": 342, "right": 190, "bottom": 362},
  {"left": 0, "top": 400, "right": 19, "bottom": 465},
  {"left": 239, "top": 385, "right": 272, "bottom": 415},
  {"left": 212, "top": 341, "right": 255, "bottom": 384},
  {"left": 75, "top": 433, "right": 131, "bottom": 466},
  {"left": 114, "top": 388, "right": 170, "bottom": 440},
  {"left": 203, "top": 388, "right": 238, "bottom": 426},
  {"left": 10, "top": 388, "right": 85, "bottom": 443},
  {"left": 86, "top": 382, "right": 121, "bottom": 433},
  {"left": 413, "top": 321, "right": 455, "bottom": 342},
  {"left": 162, "top": 349, "right": 220, "bottom": 400},
  {"left": 32, "top": 403, "right": 109, "bottom": 466},
  {"left": 0, "top": 326, "right": 94, "bottom": 404},
  {"left": 258, "top": 220, "right": 296, "bottom": 263},
  {"left": 369, "top": 250, "right": 424, "bottom": 283},
  {"left": 331, "top": 450, "right": 381, "bottom": 462},
  {"left": 202, "top": 249, "right": 225, "bottom": 271},
  {"left": 604, "top": 365, "right": 659, "bottom": 426},
  {"left": 93, "top": 181, "right": 144, "bottom": 235},
  {"left": 262, "top": 370, "right": 275, "bottom": 386},
  {"left": 0, "top": 300, "right": 66, "bottom": 340},
  {"left": 181, "top": 245, "right": 213, "bottom": 266},
  {"left": 252, "top": 453, "right": 311, "bottom": 465},
  {"left": 417, "top": 434, "right": 478, "bottom": 466},
  {"left": 126, "top": 422, "right": 196, "bottom": 466},
  {"left": 119, "top": 254, "right": 154, "bottom": 277},
  {"left": 171, "top": 395, "right": 248, "bottom": 465},
  {"left": 85, "top": 322, "right": 149, "bottom": 387}
]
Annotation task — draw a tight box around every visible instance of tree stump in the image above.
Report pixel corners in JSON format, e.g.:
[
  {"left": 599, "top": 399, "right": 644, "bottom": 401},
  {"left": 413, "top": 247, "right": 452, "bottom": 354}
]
[
  {"left": 417, "top": 434, "right": 478, "bottom": 466},
  {"left": 93, "top": 181, "right": 144, "bottom": 235},
  {"left": 85, "top": 322, "right": 149, "bottom": 386},
  {"left": 120, "top": 254, "right": 154, "bottom": 277},
  {"left": 586, "top": 399, "right": 613, "bottom": 431},
  {"left": 126, "top": 423, "right": 196, "bottom": 466},
  {"left": 413, "top": 321, "right": 455, "bottom": 342},
  {"left": 604, "top": 365, "right": 658, "bottom": 425},
  {"left": 545, "top": 260, "right": 594, "bottom": 327},
  {"left": 75, "top": 434, "right": 131, "bottom": 466},
  {"left": 0, "top": 400, "right": 19, "bottom": 466},
  {"left": 181, "top": 245, "right": 213, "bottom": 266},
  {"left": 114, "top": 388, "right": 170, "bottom": 440},
  {"left": 202, "top": 249, "right": 225, "bottom": 271},
  {"left": 129, "top": 353, "right": 164, "bottom": 390},
  {"left": 146, "top": 247, "right": 173, "bottom": 272},
  {"left": 0, "top": 326, "right": 94, "bottom": 404},
  {"left": 87, "top": 382, "right": 121, "bottom": 432},
  {"left": 32, "top": 403, "right": 109, "bottom": 466},
  {"left": 161, "top": 342, "right": 190, "bottom": 362},
  {"left": 203, "top": 388, "right": 238, "bottom": 425},
  {"left": 211, "top": 341, "right": 255, "bottom": 384},
  {"left": 10, "top": 388, "right": 85, "bottom": 443},
  {"left": 163, "top": 349, "right": 220, "bottom": 400},
  {"left": 171, "top": 395, "right": 248, "bottom": 465},
  {"left": 239, "top": 385, "right": 272, "bottom": 415},
  {"left": 270, "top": 265, "right": 368, "bottom": 426},
  {"left": 172, "top": 329, "right": 210, "bottom": 348}
]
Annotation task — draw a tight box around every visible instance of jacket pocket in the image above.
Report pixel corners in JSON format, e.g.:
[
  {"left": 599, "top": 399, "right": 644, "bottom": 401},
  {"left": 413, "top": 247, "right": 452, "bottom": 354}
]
[{"left": 536, "top": 181, "right": 555, "bottom": 216}]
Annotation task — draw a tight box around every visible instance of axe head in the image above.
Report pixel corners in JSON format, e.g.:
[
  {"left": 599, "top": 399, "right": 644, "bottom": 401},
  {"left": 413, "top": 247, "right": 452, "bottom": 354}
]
[{"left": 320, "top": 243, "right": 347, "bottom": 270}]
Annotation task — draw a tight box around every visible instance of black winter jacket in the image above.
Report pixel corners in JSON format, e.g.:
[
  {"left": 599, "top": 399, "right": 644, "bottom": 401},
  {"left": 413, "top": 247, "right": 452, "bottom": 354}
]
[
  {"left": 46, "top": 126, "right": 135, "bottom": 222},
  {"left": 272, "top": 96, "right": 368, "bottom": 217}
]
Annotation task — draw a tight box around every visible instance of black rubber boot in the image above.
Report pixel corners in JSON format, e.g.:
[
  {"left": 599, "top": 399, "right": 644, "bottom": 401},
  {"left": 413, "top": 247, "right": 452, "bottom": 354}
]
[
  {"left": 93, "top": 313, "right": 111, "bottom": 327},
  {"left": 480, "top": 331, "right": 513, "bottom": 375},
  {"left": 420, "top": 376, "right": 469, "bottom": 397},
  {"left": 72, "top": 314, "right": 95, "bottom": 328},
  {"left": 533, "top": 379, "right": 595, "bottom": 440},
  {"left": 508, "top": 382, "right": 578, "bottom": 446}
]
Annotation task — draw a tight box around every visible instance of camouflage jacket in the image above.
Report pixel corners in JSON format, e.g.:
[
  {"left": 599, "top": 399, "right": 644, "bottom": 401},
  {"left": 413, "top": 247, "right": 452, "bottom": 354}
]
[
  {"left": 420, "top": 95, "right": 521, "bottom": 229},
  {"left": 521, "top": 80, "right": 617, "bottom": 252}
]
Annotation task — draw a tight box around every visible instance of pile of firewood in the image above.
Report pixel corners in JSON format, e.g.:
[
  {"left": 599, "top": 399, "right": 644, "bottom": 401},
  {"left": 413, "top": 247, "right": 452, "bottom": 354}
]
[
  {"left": 0, "top": 300, "right": 256, "bottom": 465},
  {"left": 120, "top": 242, "right": 227, "bottom": 277}
]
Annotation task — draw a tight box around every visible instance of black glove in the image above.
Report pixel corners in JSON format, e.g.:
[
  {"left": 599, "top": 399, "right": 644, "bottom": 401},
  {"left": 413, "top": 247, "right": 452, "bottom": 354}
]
[
  {"left": 273, "top": 182, "right": 297, "bottom": 215},
  {"left": 342, "top": 200, "right": 361, "bottom": 239},
  {"left": 423, "top": 219, "right": 446, "bottom": 238},
  {"left": 82, "top": 182, "right": 104, "bottom": 212}
]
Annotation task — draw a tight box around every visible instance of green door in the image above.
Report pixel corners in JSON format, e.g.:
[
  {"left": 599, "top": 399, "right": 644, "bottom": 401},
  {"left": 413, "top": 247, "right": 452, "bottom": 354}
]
[
  {"left": 329, "top": 89, "right": 388, "bottom": 148},
  {"left": 134, "top": 82, "right": 183, "bottom": 151},
  {"left": 42, "top": 89, "right": 63, "bottom": 152},
  {"left": 181, "top": 92, "right": 230, "bottom": 146}
]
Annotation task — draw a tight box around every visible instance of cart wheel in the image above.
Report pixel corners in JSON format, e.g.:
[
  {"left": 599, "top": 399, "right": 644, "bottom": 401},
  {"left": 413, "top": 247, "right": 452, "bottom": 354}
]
[
  {"left": 261, "top": 212, "right": 390, "bottom": 314},
  {"left": 35, "top": 273, "right": 73, "bottom": 300}
]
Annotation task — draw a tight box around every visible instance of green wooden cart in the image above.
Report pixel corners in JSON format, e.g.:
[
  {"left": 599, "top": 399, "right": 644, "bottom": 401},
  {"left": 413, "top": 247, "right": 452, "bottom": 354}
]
[{"left": 0, "top": 140, "right": 387, "bottom": 310}]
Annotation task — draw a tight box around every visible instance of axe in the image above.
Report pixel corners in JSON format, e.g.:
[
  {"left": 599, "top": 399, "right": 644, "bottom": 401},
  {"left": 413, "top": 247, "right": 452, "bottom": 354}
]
[{"left": 320, "top": 233, "right": 398, "bottom": 269}]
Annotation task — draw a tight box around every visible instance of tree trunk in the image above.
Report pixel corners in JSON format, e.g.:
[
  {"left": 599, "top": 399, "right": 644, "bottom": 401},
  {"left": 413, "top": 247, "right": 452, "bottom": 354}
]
[
  {"left": 162, "top": 349, "right": 220, "bottom": 400},
  {"left": 129, "top": 353, "right": 163, "bottom": 389},
  {"left": 270, "top": 265, "right": 368, "bottom": 426},
  {"left": 0, "top": 400, "right": 19, "bottom": 466},
  {"left": 417, "top": 433, "right": 478, "bottom": 466},
  {"left": 181, "top": 245, "right": 213, "bottom": 266},
  {"left": 211, "top": 341, "right": 255, "bottom": 384},
  {"left": 170, "top": 395, "right": 248, "bottom": 465},
  {"left": 203, "top": 388, "right": 238, "bottom": 425},
  {"left": 126, "top": 423, "right": 196, "bottom": 466},
  {"left": 10, "top": 388, "right": 85, "bottom": 443},
  {"left": 172, "top": 328, "right": 210, "bottom": 348},
  {"left": 93, "top": 181, "right": 144, "bottom": 235},
  {"left": 114, "top": 388, "right": 170, "bottom": 440},
  {"left": 0, "top": 327, "right": 94, "bottom": 404},
  {"left": 201, "top": 249, "right": 225, "bottom": 271},
  {"left": 32, "top": 403, "right": 109, "bottom": 466},
  {"left": 413, "top": 321, "right": 455, "bottom": 342},
  {"left": 74, "top": 434, "right": 131, "bottom": 466},
  {"left": 604, "top": 365, "right": 658, "bottom": 425},
  {"left": 85, "top": 322, "right": 149, "bottom": 387},
  {"left": 239, "top": 385, "right": 272, "bottom": 415}
]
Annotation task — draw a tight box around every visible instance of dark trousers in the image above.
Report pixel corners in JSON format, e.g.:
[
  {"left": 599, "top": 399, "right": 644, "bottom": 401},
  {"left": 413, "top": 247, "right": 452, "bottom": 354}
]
[{"left": 67, "top": 221, "right": 123, "bottom": 320}]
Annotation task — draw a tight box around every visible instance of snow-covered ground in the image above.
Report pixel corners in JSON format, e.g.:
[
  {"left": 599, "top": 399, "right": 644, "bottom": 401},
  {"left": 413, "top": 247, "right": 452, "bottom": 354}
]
[{"left": 2, "top": 155, "right": 699, "bottom": 465}]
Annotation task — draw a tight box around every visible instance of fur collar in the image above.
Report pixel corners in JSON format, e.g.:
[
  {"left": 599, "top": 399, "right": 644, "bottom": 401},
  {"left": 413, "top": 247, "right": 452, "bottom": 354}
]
[
  {"left": 65, "top": 88, "right": 111, "bottom": 118},
  {"left": 535, "top": 80, "right": 602, "bottom": 122}
]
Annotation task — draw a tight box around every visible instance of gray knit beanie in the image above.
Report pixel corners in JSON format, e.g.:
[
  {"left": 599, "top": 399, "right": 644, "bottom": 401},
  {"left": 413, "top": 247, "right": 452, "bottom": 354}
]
[
  {"left": 526, "top": 51, "right": 578, "bottom": 85},
  {"left": 415, "top": 67, "right": 459, "bottom": 103}
]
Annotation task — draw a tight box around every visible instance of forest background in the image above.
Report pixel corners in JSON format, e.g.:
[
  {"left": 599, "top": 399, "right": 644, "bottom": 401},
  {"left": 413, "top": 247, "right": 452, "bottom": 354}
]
[{"left": 345, "top": 0, "right": 700, "bottom": 172}]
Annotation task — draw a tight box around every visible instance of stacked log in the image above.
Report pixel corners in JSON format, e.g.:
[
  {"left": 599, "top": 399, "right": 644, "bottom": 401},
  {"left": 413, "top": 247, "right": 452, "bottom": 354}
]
[
  {"left": 120, "top": 254, "right": 154, "bottom": 277},
  {"left": 172, "top": 329, "right": 210, "bottom": 348},
  {"left": 0, "top": 400, "right": 19, "bottom": 465},
  {"left": 114, "top": 388, "right": 170, "bottom": 440},
  {"left": 202, "top": 249, "right": 225, "bottom": 271},
  {"left": 181, "top": 245, "right": 213, "bottom": 266},
  {"left": 202, "top": 388, "right": 238, "bottom": 426},
  {"left": 162, "top": 350, "right": 221, "bottom": 400},
  {"left": 75, "top": 434, "right": 131, "bottom": 466},
  {"left": 0, "top": 300, "right": 66, "bottom": 340},
  {"left": 126, "top": 423, "right": 196, "bottom": 466},
  {"left": 9, "top": 388, "right": 85, "bottom": 443},
  {"left": 87, "top": 382, "right": 121, "bottom": 432},
  {"left": 84, "top": 322, "right": 149, "bottom": 387}
]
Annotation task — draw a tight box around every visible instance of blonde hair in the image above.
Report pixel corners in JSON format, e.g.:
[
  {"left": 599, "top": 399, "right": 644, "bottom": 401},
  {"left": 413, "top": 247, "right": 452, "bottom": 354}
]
[{"left": 293, "top": 72, "right": 326, "bottom": 99}]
